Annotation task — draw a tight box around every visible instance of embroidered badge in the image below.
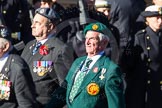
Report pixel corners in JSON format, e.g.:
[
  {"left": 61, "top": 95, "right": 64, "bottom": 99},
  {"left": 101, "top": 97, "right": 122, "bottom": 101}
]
[
  {"left": 40, "top": 8, "right": 45, "bottom": 14},
  {"left": 92, "top": 24, "right": 99, "bottom": 30},
  {"left": 33, "top": 61, "right": 53, "bottom": 76},
  {"left": 87, "top": 83, "right": 100, "bottom": 95},
  {"left": 159, "top": 7, "right": 162, "bottom": 15},
  {"left": 39, "top": 45, "right": 49, "bottom": 55},
  {"left": 99, "top": 68, "right": 106, "bottom": 80}
]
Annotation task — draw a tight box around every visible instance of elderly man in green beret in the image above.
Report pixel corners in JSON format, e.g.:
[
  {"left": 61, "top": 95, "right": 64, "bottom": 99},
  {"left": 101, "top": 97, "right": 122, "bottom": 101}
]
[{"left": 45, "top": 22, "right": 125, "bottom": 108}]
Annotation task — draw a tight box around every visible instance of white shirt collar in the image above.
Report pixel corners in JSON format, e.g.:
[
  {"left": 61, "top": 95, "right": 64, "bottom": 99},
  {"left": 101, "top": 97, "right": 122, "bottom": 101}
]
[
  {"left": 0, "top": 53, "right": 9, "bottom": 72},
  {"left": 87, "top": 51, "right": 104, "bottom": 69},
  {"left": 38, "top": 32, "right": 55, "bottom": 45}
]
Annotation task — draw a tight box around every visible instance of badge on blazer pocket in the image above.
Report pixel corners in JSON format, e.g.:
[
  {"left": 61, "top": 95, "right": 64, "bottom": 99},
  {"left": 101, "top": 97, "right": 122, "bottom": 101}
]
[{"left": 87, "top": 82, "right": 100, "bottom": 96}]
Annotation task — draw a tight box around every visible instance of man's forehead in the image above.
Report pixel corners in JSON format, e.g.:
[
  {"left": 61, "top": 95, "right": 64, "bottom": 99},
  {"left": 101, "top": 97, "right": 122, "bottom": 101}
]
[
  {"left": 33, "top": 13, "right": 48, "bottom": 22},
  {"left": 86, "top": 31, "right": 100, "bottom": 37}
]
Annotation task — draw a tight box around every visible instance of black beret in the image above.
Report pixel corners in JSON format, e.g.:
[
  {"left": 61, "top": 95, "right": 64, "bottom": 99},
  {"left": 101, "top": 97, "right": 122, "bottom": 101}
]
[
  {"left": 41, "top": 0, "right": 52, "bottom": 2},
  {"left": 141, "top": 5, "right": 162, "bottom": 17},
  {"left": 35, "top": 8, "right": 60, "bottom": 23}
]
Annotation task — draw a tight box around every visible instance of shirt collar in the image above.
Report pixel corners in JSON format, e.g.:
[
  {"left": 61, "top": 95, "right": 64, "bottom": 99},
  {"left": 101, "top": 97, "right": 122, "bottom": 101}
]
[
  {"left": 37, "top": 32, "right": 55, "bottom": 45},
  {"left": 0, "top": 53, "right": 9, "bottom": 61}
]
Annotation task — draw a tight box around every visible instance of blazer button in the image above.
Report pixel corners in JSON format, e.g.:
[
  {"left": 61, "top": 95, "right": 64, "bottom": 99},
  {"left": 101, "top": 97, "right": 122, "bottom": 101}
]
[
  {"left": 160, "top": 81, "right": 162, "bottom": 91},
  {"left": 147, "top": 69, "right": 151, "bottom": 73},
  {"left": 160, "top": 81, "right": 162, "bottom": 85},
  {"left": 148, "top": 58, "right": 151, "bottom": 62},
  {"left": 146, "top": 36, "right": 150, "bottom": 40},
  {"left": 147, "top": 47, "right": 150, "bottom": 50},
  {"left": 147, "top": 80, "right": 151, "bottom": 84}
]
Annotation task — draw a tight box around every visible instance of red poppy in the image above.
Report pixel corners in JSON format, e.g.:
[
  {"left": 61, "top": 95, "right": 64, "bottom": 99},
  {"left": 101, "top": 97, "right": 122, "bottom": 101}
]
[{"left": 39, "top": 45, "right": 49, "bottom": 55}]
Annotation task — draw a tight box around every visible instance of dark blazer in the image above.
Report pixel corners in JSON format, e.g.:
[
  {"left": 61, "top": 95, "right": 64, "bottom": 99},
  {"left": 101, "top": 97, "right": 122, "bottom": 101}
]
[
  {"left": 45, "top": 55, "right": 125, "bottom": 108},
  {"left": 21, "top": 36, "right": 74, "bottom": 107},
  {"left": 0, "top": 54, "right": 36, "bottom": 108},
  {"left": 124, "top": 26, "right": 162, "bottom": 108}
]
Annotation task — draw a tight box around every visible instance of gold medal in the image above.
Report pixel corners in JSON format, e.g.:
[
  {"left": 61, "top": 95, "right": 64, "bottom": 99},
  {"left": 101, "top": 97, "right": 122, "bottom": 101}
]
[
  {"left": 37, "top": 71, "right": 45, "bottom": 76},
  {"left": 37, "top": 67, "right": 47, "bottom": 76},
  {"left": 87, "top": 83, "right": 100, "bottom": 96}
]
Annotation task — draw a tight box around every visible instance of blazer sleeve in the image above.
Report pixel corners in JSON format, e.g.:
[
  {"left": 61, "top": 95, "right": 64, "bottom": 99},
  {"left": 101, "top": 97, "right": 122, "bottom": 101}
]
[
  {"left": 13, "top": 63, "right": 37, "bottom": 108},
  {"left": 105, "top": 63, "right": 125, "bottom": 108},
  {"left": 54, "top": 43, "right": 74, "bottom": 85}
]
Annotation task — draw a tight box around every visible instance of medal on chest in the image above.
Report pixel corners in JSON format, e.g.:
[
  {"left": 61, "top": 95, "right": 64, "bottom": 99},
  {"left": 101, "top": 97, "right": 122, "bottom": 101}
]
[{"left": 33, "top": 61, "right": 53, "bottom": 76}]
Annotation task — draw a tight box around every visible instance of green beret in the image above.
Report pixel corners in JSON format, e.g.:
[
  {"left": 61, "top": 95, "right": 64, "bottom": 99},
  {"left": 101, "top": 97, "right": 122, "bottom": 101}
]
[{"left": 83, "top": 22, "right": 112, "bottom": 37}]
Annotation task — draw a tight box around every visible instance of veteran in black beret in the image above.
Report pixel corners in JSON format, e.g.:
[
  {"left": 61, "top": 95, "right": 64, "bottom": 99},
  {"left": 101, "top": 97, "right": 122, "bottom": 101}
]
[
  {"left": 122, "top": 5, "right": 162, "bottom": 108},
  {"left": 21, "top": 7, "right": 74, "bottom": 108},
  {"left": 0, "top": 26, "right": 37, "bottom": 108},
  {"left": 45, "top": 22, "right": 125, "bottom": 108}
]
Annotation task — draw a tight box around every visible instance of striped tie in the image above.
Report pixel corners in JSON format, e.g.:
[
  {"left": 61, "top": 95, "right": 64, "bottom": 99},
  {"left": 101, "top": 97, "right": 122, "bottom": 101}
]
[
  {"left": 69, "top": 59, "right": 92, "bottom": 102},
  {"left": 32, "top": 42, "right": 42, "bottom": 55}
]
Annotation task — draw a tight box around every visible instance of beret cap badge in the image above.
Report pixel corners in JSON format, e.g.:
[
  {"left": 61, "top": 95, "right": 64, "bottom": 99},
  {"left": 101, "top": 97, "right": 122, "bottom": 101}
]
[
  {"left": 92, "top": 24, "right": 99, "bottom": 31},
  {"left": 159, "top": 7, "right": 162, "bottom": 15},
  {"left": 39, "top": 8, "right": 45, "bottom": 14}
]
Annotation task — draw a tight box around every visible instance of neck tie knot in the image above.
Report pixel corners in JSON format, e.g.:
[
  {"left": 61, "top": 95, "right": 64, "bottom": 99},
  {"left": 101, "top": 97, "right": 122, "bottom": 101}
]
[
  {"left": 85, "top": 59, "right": 92, "bottom": 68},
  {"left": 32, "top": 42, "right": 42, "bottom": 55}
]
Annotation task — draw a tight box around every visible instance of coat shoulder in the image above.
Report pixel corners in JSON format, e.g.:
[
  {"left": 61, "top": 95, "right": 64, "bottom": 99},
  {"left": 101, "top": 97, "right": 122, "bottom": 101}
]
[
  {"left": 10, "top": 54, "right": 27, "bottom": 68},
  {"left": 135, "top": 29, "right": 146, "bottom": 38}
]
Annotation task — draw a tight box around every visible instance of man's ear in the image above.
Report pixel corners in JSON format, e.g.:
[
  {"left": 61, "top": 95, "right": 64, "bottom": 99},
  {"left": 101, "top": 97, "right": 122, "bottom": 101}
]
[
  {"left": 3, "top": 42, "right": 10, "bottom": 52},
  {"left": 48, "top": 23, "right": 54, "bottom": 32},
  {"left": 101, "top": 39, "right": 108, "bottom": 48}
]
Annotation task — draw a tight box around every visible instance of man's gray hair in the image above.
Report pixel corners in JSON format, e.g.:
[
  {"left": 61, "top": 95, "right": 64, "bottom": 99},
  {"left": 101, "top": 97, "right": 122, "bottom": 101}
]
[{"left": 98, "top": 33, "right": 110, "bottom": 41}]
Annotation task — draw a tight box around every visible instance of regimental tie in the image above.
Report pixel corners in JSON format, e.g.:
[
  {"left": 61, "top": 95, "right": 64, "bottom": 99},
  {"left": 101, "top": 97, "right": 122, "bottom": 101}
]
[
  {"left": 32, "top": 42, "right": 42, "bottom": 55},
  {"left": 69, "top": 58, "right": 93, "bottom": 102}
]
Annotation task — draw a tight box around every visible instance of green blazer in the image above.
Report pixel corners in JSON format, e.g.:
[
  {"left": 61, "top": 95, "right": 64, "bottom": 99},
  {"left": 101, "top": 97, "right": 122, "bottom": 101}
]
[{"left": 66, "top": 55, "right": 125, "bottom": 108}]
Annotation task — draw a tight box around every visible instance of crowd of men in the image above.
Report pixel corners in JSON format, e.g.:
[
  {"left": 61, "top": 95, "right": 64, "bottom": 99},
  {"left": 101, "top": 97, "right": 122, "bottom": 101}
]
[{"left": 0, "top": 0, "right": 162, "bottom": 108}]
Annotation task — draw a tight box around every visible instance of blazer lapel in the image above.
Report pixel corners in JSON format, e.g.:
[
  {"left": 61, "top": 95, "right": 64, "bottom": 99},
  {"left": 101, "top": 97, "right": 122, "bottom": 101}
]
[
  {"left": 1, "top": 55, "right": 13, "bottom": 79},
  {"left": 32, "top": 37, "right": 56, "bottom": 60},
  {"left": 74, "top": 56, "right": 107, "bottom": 97},
  {"left": 67, "top": 57, "right": 86, "bottom": 102}
]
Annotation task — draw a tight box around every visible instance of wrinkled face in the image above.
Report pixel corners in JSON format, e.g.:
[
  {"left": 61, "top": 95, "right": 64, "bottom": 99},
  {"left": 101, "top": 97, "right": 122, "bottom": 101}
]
[
  {"left": 31, "top": 14, "right": 53, "bottom": 41},
  {"left": 85, "top": 31, "right": 102, "bottom": 57},
  {"left": 96, "top": 8, "right": 111, "bottom": 20},
  {"left": 0, "top": 38, "right": 9, "bottom": 58},
  {"left": 52, "top": 0, "right": 56, "bottom": 2},
  {"left": 0, "top": 46, "right": 3, "bottom": 57},
  {"left": 153, "top": 0, "right": 162, "bottom": 6},
  {"left": 146, "top": 16, "right": 162, "bottom": 32}
]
